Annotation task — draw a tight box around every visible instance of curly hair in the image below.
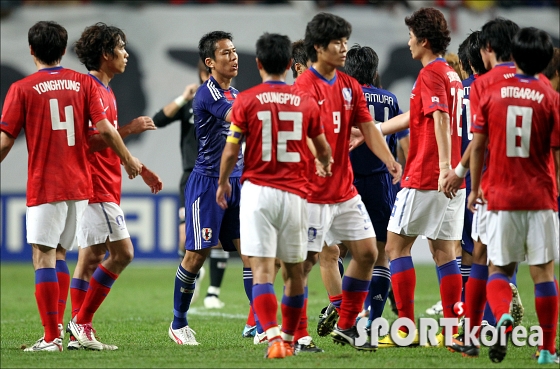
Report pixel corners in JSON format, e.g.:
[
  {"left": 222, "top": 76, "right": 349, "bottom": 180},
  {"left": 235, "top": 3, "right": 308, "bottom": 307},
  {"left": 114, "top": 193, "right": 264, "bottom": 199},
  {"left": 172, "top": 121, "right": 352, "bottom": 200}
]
[
  {"left": 542, "top": 47, "right": 560, "bottom": 80},
  {"left": 304, "top": 12, "right": 352, "bottom": 63},
  {"left": 405, "top": 8, "right": 450, "bottom": 56},
  {"left": 74, "top": 22, "right": 127, "bottom": 72},
  {"left": 28, "top": 21, "right": 68, "bottom": 65}
]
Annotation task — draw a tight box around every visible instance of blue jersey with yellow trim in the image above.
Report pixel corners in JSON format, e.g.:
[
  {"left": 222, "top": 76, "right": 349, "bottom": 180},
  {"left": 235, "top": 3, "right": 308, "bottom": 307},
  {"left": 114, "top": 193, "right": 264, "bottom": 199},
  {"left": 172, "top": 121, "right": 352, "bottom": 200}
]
[
  {"left": 350, "top": 85, "right": 403, "bottom": 175},
  {"left": 192, "top": 76, "right": 243, "bottom": 177}
]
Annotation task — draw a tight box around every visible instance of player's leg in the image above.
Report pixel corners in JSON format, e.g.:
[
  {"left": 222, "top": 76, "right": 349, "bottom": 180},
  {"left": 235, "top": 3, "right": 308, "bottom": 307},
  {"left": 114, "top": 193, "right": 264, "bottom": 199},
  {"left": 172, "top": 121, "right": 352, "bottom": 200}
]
[{"left": 204, "top": 246, "right": 228, "bottom": 309}]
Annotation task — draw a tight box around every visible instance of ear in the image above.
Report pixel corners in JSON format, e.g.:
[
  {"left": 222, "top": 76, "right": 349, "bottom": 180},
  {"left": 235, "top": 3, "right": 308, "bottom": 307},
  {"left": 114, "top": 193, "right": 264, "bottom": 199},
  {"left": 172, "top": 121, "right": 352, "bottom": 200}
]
[
  {"left": 29, "top": 45, "right": 35, "bottom": 56},
  {"left": 286, "top": 58, "right": 292, "bottom": 71},
  {"left": 205, "top": 57, "right": 214, "bottom": 71},
  {"left": 256, "top": 57, "right": 263, "bottom": 71}
]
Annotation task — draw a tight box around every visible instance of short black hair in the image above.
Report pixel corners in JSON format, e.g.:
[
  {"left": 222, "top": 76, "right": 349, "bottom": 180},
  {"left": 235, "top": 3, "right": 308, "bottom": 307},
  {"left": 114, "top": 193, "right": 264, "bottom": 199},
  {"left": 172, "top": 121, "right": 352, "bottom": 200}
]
[
  {"left": 304, "top": 12, "right": 352, "bottom": 63},
  {"left": 405, "top": 8, "right": 450, "bottom": 56},
  {"left": 465, "top": 30, "right": 487, "bottom": 75},
  {"left": 28, "top": 21, "right": 68, "bottom": 65},
  {"left": 458, "top": 35, "right": 473, "bottom": 76},
  {"left": 542, "top": 47, "right": 560, "bottom": 80},
  {"left": 479, "top": 17, "right": 519, "bottom": 62},
  {"left": 291, "top": 39, "right": 308, "bottom": 78},
  {"left": 198, "top": 31, "right": 233, "bottom": 73},
  {"left": 74, "top": 22, "right": 127, "bottom": 72},
  {"left": 256, "top": 33, "right": 291, "bottom": 76},
  {"left": 345, "top": 44, "right": 378, "bottom": 86},
  {"left": 512, "top": 27, "right": 553, "bottom": 76}
]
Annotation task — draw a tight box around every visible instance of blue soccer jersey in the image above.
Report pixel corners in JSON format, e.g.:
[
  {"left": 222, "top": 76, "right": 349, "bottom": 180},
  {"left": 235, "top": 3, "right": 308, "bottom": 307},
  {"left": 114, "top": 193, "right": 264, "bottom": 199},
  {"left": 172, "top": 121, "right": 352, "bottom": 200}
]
[
  {"left": 192, "top": 76, "right": 243, "bottom": 177},
  {"left": 460, "top": 74, "right": 476, "bottom": 254},
  {"left": 350, "top": 85, "right": 402, "bottom": 175}
]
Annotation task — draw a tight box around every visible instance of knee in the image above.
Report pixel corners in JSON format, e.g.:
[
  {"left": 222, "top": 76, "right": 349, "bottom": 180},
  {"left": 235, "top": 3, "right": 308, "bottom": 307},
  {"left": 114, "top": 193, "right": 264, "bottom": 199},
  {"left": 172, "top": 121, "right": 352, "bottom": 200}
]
[{"left": 112, "top": 247, "right": 134, "bottom": 267}]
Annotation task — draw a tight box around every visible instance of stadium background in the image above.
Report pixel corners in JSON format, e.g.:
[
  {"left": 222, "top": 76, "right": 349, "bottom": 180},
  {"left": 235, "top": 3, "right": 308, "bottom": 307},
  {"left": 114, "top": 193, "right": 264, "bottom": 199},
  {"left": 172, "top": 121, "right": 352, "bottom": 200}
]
[{"left": 1, "top": 0, "right": 558, "bottom": 261}]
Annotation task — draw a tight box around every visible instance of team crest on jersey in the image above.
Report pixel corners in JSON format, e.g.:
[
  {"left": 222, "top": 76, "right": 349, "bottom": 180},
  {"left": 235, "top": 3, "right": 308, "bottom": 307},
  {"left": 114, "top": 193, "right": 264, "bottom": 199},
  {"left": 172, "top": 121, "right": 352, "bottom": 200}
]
[
  {"left": 308, "top": 227, "right": 317, "bottom": 242},
  {"left": 202, "top": 228, "right": 212, "bottom": 241},
  {"left": 342, "top": 88, "right": 353, "bottom": 110}
]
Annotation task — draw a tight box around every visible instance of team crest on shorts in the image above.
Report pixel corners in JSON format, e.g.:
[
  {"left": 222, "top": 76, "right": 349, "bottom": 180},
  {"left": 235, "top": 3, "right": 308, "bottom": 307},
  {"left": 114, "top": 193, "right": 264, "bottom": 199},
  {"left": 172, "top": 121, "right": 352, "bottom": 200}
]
[
  {"left": 308, "top": 227, "right": 317, "bottom": 242},
  {"left": 116, "top": 215, "right": 126, "bottom": 230},
  {"left": 202, "top": 228, "right": 212, "bottom": 241}
]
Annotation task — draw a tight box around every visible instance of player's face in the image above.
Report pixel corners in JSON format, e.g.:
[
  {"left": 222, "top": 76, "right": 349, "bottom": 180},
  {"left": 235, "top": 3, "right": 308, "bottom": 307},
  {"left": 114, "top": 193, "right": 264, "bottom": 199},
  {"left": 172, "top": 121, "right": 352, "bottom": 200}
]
[
  {"left": 317, "top": 38, "right": 348, "bottom": 68},
  {"left": 210, "top": 39, "right": 238, "bottom": 79},
  {"left": 408, "top": 30, "right": 422, "bottom": 60},
  {"left": 106, "top": 38, "right": 128, "bottom": 74}
]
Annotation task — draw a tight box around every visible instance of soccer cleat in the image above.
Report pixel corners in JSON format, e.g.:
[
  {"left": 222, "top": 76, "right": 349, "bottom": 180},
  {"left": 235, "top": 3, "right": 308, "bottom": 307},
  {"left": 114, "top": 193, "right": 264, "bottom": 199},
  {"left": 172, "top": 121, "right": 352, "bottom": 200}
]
[
  {"left": 378, "top": 329, "right": 419, "bottom": 348},
  {"left": 331, "top": 325, "right": 377, "bottom": 351},
  {"left": 489, "top": 313, "right": 513, "bottom": 363},
  {"left": 168, "top": 323, "right": 199, "bottom": 345},
  {"left": 509, "top": 283, "right": 524, "bottom": 327},
  {"left": 428, "top": 332, "right": 460, "bottom": 348},
  {"left": 317, "top": 303, "right": 339, "bottom": 337},
  {"left": 448, "top": 333, "right": 480, "bottom": 357},
  {"left": 283, "top": 341, "right": 295, "bottom": 357},
  {"left": 23, "top": 338, "right": 63, "bottom": 352},
  {"left": 192, "top": 266, "right": 205, "bottom": 303},
  {"left": 425, "top": 300, "right": 443, "bottom": 315},
  {"left": 265, "top": 340, "right": 286, "bottom": 359},
  {"left": 203, "top": 295, "right": 225, "bottom": 309},
  {"left": 254, "top": 330, "right": 268, "bottom": 345},
  {"left": 242, "top": 324, "right": 257, "bottom": 338},
  {"left": 67, "top": 336, "right": 82, "bottom": 351},
  {"left": 294, "top": 336, "right": 324, "bottom": 353},
  {"left": 68, "top": 321, "right": 118, "bottom": 350},
  {"left": 537, "top": 350, "right": 559, "bottom": 365}
]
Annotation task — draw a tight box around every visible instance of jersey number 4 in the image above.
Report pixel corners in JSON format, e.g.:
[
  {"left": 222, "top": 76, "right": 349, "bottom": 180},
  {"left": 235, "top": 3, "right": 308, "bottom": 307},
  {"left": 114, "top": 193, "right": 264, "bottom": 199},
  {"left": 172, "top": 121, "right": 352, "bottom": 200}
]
[
  {"left": 49, "top": 99, "right": 75, "bottom": 146},
  {"left": 258, "top": 111, "right": 302, "bottom": 163}
]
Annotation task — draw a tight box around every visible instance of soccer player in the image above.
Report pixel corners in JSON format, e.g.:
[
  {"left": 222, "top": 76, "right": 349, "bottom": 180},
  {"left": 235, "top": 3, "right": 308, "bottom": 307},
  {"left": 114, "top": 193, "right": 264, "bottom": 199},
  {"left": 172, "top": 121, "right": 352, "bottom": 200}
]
[
  {"left": 543, "top": 47, "right": 560, "bottom": 93},
  {"left": 344, "top": 44, "right": 405, "bottom": 332},
  {"left": 152, "top": 60, "right": 230, "bottom": 310},
  {"left": 443, "top": 18, "right": 524, "bottom": 357},
  {"left": 291, "top": 39, "right": 311, "bottom": 81},
  {"left": 0, "top": 20, "right": 142, "bottom": 352},
  {"left": 168, "top": 30, "right": 251, "bottom": 346},
  {"left": 467, "top": 27, "right": 559, "bottom": 364},
  {"left": 381, "top": 7, "right": 464, "bottom": 347},
  {"left": 216, "top": 32, "right": 331, "bottom": 359},
  {"left": 296, "top": 12, "right": 402, "bottom": 351},
  {"left": 66, "top": 22, "right": 163, "bottom": 351}
]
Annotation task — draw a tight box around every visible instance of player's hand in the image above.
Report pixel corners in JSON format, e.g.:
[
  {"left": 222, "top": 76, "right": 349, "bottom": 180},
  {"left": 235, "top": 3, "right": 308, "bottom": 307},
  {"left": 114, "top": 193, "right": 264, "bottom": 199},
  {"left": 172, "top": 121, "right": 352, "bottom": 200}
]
[
  {"left": 438, "top": 167, "right": 451, "bottom": 193},
  {"left": 349, "top": 127, "right": 365, "bottom": 152},
  {"left": 441, "top": 170, "right": 463, "bottom": 199},
  {"left": 467, "top": 189, "right": 486, "bottom": 213},
  {"left": 127, "top": 116, "right": 156, "bottom": 134},
  {"left": 315, "top": 157, "right": 333, "bottom": 177},
  {"left": 183, "top": 83, "right": 199, "bottom": 101},
  {"left": 124, "top": 156, "right": 143, "bottom": 179},
  {"left": 140, "top": 165, "right": 163, "bottom": 194},
  {"left": 216, "top": 183, "right": 232, "bottom": 210},
  {"left": 387, "top": 159, "right": 402, "bottom": 184}
]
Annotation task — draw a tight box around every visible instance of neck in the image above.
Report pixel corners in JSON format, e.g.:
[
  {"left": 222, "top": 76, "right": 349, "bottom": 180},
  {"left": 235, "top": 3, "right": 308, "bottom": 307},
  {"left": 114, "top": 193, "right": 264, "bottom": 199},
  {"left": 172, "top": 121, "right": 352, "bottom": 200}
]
[
  {"left": 35, "top": 60, "right": 60, "bottom": 71},
  {"left": 312, "top": 61, "right": 336, "bottom": 80},
  {"left": 90, "top": 69, "right": 112, "bottom": 87},
  {"left": 263, "top": 74, "right": 284, "bottom": 83},
  {"left": 420, "top": 52, "right": 439, "bottom": 67},
  {"left": 212, "top": 73, "right": 232, "bottom": 89}
]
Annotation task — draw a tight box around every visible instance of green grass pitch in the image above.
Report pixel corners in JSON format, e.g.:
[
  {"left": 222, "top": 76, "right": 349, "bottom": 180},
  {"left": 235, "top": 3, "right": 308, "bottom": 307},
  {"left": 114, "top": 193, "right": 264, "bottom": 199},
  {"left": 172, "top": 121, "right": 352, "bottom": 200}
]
[{"left": 1, "top": 259, "right": 557, "bottom": 368}]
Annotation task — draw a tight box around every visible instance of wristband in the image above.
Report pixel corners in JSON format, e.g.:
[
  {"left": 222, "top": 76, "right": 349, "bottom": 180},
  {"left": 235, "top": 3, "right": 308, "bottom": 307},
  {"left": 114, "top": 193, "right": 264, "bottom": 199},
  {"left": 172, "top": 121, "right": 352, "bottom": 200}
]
[
  {"left": 454, "top": 162, "right": 468, "bottom": 178},
  {"left": 375, "top": 122, "right": 384, "bottom": 136},
  {"left": 174, "top": 95, "right": 187, "bottom": 108}
]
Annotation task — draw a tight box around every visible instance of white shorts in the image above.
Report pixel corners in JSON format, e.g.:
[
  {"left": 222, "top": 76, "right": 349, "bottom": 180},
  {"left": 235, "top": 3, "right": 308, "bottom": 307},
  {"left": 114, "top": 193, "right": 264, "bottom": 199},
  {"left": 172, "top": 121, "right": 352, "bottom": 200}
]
[
  {"left": 486, "top": 210, "right": 559, "bottom": 266},
  {"left": 239, "top": 181, "right": 307, "bottom": 263},
  {"left": 471, "top": 202, "right": 488, "bottom": 245},
  {"left": 78, "top": 202, "right": 130, "bottom": 247},
  {"left": 26, "top": 200, "right": 88, "bottom": 250},
  {"left": 387, "top": 188, "right": 465, "bottom": 240},
  {"left": 307, "top": 195, "right": 375, "bottom": 253}
]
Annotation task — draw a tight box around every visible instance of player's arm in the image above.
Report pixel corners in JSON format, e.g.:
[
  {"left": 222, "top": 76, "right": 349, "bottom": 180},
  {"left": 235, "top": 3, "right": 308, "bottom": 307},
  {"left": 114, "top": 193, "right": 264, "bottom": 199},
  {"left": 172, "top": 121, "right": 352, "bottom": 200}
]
[
  {"left": 467, "top": 132, "right": 487, "bottom": 213},
  {"left": 359, "top": 120, "right": 402, "bottom": 184},
  {"left": 349, "top": 111, "right": 410, "bottom": 151},
  {"left": 94, "top": 118, "right": 142, "bottom": 179},
  {"left": 88, "top": 116, "right": 156, "bottom": 153},
  {"left": 217, "top": 124, "right": 243, "bottom": 209},
  {"left": 0, "top": 131, "right": 15, "bottom": 162},
  {"left": 442, "top": 141, "right": 471, "bottom": 199},
  {"left": 398, "top": 134, "right": 410, "bottom": 161},
  {"left": 433, "top": 110, "right": 452, "bottom": 192},
  {"left": 161, "top": 83, "right": 198, "bottom": 119},
  {"left": 140, "top": 164, "right": 164, "bottom": 194},
  {"left": 310, "top": 133, "right": 332, "bottom": 176}
]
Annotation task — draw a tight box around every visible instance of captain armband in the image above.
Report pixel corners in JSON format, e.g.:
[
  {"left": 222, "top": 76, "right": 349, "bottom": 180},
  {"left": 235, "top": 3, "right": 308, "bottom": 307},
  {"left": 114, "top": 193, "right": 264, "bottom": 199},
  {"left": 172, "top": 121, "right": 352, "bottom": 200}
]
[{"left": 226, "top": 124, "right": 244, "bottom": 144}]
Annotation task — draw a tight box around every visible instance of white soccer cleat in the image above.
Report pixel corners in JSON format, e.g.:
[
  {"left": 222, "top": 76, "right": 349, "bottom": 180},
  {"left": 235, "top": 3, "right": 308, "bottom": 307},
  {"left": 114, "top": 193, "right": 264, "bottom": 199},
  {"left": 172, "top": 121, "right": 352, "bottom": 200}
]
[
  {"left": 168, "top": 323, "right": 199, "bottom": 345},
  {"left": 253, "top": 330, "right": 268, "bottom": 345},
  {"left": 203, "top": 295, "right": 225, "bottom": 309},
  {"left": 509, "top": 283, "right": 524, "bottom": 327},
  {"left": 23, "top": 338, "right": 63, "bottom": 352},
  {"left": 192, "top": 266, "right": 205, "bottom": 303},
  {"left": 425, "top": 300, "right": 443, "bottom": 315},
  {"left": 68, "top": 321, "right": 118, "bottom": 351}
]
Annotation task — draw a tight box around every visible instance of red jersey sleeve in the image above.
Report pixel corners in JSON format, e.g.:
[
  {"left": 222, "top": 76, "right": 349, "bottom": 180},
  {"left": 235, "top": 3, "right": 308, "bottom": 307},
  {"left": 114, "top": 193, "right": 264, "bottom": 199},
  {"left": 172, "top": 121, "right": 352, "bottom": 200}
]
[
  {"left": 85, "top": 78, "right": 108, "bottom": 127},
  {"left": 472, "top": 92, "right": 489, "bottom": 135},
  {"left": 230, "top": 95, "right": 248, "bottom": 133},
  {"left": 551, "top": 93, "right": 560, "bottom": 148},
  {"left": 306, "top": 98, "right": 323, "bottom": 139},
  {"left": 353, "top": 82, "right": 373, "bottom": 124},
  {"left": 420, "top": 68, "right": 449, "bottom": 116},
  {"left": 0, "top": 84, "right": 25, "bottom": 138}
]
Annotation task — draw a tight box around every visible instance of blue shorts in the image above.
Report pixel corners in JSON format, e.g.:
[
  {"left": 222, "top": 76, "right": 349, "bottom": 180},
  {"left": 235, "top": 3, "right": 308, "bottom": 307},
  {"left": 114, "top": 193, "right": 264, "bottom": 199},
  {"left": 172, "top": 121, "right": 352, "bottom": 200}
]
[
  {"left": 354, "top": 172, "right": 396, "bottom": 243},
  {"left": 184, "top": 172, "right": 240, "bottom": 252}
]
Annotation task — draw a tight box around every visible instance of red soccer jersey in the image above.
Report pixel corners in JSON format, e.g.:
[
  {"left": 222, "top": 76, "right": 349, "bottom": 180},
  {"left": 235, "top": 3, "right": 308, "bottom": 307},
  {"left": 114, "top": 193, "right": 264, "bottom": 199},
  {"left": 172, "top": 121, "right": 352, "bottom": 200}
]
[
  {"left": 402, "top": 58, "right": 464, "bottom": 190},
  {"left": 1, "top": 67, "right": 106, "bottom": 206},
  {"left": 472, "top": 75, "right": 560, "bottom": 211},
  {"left": 87, "top": 74, "right": 123, "bottom": 204},
  {"left": 295, "top": 67, "right": 372, "bottom": 204},
  {"left": 230, "top": 81, "right": 324, "bottom": 199}
]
